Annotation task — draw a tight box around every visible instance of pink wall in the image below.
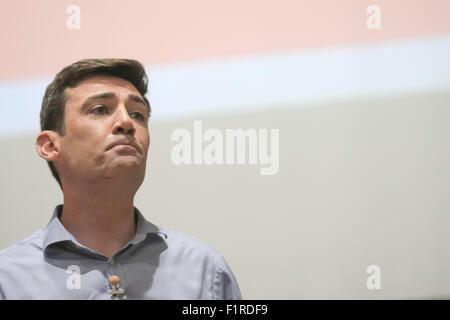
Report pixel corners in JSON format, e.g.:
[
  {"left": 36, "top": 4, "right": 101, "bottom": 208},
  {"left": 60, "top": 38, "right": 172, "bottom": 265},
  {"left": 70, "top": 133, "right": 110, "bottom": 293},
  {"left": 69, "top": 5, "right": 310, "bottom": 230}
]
[{"left": 1, "top": 0, "right": 450, "bottom": 80}]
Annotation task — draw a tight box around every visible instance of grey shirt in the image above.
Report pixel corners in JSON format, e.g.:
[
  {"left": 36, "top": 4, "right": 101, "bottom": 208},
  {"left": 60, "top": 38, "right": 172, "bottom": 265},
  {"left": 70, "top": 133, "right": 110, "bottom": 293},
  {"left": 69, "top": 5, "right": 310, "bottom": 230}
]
[{"left": 0, "top": 205, "right": 242, "bottom": 300}]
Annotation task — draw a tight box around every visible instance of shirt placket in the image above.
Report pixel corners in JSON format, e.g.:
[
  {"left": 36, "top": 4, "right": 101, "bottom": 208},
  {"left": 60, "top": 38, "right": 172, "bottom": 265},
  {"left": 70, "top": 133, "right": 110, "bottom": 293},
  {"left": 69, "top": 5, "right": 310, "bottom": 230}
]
[{"left": 106, "top": 256, "right": 127, "bottom": 300}]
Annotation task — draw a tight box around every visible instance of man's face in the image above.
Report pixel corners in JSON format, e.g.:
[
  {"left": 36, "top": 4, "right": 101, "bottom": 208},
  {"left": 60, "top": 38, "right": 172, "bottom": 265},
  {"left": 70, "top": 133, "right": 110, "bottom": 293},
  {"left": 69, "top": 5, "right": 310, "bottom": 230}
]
[{"left": 57, "top": 75, "right": 150, "bottom": 187}]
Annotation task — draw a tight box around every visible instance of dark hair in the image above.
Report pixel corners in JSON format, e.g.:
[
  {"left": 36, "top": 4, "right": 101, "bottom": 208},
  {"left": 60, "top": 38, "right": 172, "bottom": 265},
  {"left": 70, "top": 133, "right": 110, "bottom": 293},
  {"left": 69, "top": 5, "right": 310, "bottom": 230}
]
[{"left": 40, "top": 58, "right": 150, "bottom": 190}]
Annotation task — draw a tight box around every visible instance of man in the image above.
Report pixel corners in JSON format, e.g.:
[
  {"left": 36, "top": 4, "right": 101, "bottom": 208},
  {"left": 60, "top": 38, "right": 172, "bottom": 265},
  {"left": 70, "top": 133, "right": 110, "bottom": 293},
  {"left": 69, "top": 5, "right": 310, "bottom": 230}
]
[{"left": 0, "top": 59, "right": 242, "bottom": 300}]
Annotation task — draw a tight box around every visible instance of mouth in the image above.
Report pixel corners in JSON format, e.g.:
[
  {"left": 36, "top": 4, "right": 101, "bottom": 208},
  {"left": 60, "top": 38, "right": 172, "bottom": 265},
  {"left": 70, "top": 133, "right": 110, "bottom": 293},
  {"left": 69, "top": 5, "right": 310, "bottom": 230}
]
[
  {"left": 113, "top": 144, "right": 136, "bottom": 150},
  {"left": 107, "top": 142, "right": 141, "bottom": 154}
]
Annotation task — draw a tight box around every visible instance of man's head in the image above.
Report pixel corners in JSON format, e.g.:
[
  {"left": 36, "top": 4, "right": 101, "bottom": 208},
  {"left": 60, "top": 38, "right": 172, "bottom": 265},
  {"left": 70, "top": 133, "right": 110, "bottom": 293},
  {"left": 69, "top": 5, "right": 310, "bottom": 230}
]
[{"left": 37, "top": 59, "right": 151, "bottom": 192}]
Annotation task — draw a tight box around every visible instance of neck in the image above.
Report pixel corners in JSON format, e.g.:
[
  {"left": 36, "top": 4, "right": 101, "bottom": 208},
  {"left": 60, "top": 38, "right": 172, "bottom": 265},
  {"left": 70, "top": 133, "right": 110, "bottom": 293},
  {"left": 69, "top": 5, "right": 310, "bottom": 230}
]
[{"left": 60, "top": 183, "right": 137, "bottom": 258}]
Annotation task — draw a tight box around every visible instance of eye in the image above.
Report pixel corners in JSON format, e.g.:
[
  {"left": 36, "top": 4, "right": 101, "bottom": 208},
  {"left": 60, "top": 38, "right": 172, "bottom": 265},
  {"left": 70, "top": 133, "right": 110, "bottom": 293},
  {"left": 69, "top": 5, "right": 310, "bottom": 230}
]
[
  {"left": 91, "top": 105, "right": 109, "bottom": 115},
  {"left": 130, "top": 112, "right": 145, "bottom": 121}
]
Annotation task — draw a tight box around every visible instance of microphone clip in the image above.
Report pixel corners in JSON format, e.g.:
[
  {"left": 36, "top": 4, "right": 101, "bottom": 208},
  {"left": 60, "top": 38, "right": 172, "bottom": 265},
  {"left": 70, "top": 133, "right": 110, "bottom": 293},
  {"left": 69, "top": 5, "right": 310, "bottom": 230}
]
[{"left": 108, "top": 275, "right": 126, "bottom": 300}]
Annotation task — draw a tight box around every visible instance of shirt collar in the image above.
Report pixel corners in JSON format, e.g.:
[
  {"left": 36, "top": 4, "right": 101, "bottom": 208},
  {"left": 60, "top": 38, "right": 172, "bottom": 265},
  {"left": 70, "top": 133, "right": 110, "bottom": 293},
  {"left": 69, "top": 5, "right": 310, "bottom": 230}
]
[{"left": 43, "top": 204, "right": 166, "bottom": 251}]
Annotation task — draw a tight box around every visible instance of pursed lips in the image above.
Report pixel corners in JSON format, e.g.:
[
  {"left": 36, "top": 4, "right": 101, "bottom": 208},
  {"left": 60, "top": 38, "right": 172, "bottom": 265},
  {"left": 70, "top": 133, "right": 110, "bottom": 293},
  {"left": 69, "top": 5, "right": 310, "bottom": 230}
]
[{"left": 107, "top": 141, "right": 141, "bottom": 154}]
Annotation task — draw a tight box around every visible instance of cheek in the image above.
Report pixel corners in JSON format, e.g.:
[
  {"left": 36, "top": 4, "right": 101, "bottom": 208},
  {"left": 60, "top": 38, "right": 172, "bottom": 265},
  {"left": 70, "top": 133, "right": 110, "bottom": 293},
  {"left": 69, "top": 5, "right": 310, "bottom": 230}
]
[
  {"left": 145, "top": 132, "right": 150, "bottom": 147},
  {"left": 64, "top": 123, "right": 107, "bottom": 157},
  {"left": 72, "top": 117, "right": 107, "bottom": 140},
  {"left": 145, "top": 134, "right": 151, "bottom": 153},
  {"left": 138, "top": 129, "right": 150, "bottom": 151}
]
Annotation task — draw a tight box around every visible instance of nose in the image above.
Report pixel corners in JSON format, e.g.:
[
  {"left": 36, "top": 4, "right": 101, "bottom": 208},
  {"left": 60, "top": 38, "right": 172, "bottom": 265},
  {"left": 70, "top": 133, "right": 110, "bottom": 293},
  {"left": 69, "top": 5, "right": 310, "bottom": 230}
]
[{"left": 112, "top": 105, "right": 135, "bottom": 136}]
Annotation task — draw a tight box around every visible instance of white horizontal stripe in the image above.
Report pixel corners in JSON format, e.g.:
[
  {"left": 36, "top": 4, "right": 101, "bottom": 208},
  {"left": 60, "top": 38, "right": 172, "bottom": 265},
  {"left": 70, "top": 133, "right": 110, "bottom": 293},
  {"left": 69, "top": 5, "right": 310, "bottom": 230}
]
[{"left": 1, "top": 35, "right": 449, "bottom": 136}]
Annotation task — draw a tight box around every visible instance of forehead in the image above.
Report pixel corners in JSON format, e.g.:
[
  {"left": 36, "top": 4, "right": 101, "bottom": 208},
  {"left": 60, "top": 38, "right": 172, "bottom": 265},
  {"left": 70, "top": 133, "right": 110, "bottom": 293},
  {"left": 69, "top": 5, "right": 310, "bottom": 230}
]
[{"left": 64, "top": 75, "right": 142, "bottom": 106}]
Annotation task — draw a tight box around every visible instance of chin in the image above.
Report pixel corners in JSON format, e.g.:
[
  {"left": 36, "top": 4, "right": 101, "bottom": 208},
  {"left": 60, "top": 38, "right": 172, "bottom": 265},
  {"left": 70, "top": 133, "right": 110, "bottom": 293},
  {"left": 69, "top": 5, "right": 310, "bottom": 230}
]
[
  {"left": 105, "top": 160, "right": 145, "bottom": 177},
  {"left": 112, "top": 156, "right": 142, "bottom": 167}
]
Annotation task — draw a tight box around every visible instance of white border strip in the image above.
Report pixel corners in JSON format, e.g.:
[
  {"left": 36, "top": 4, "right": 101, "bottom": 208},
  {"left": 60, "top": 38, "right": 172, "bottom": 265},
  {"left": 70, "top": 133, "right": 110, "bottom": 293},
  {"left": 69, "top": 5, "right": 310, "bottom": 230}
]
[{"left": 1, "top": 35, "right": 450, "bottom": 136}]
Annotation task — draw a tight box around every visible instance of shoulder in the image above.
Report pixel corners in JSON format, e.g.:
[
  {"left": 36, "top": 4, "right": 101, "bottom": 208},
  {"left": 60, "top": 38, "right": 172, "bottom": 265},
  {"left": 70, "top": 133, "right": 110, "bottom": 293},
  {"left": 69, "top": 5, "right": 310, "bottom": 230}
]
[
  {"left": 158, "top": 227, "right": 223, "bottom": 261},
  {"left": 156, "top": 227, "right": 242, "bottom": 299},
  {"left": 0, "top": 229, "right": 45, "bottom": 264},
  {"left": 155, "top": 227, "right": 236, "bottom": 274}
]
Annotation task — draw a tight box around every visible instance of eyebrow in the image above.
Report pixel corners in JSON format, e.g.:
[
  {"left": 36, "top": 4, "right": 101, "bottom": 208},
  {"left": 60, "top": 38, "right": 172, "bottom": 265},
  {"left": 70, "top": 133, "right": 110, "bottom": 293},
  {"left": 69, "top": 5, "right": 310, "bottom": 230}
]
[
  {"left": 81, "top": 92, "right": 151, "bottom": 114},
  {"left": 128, "top": 94, "right": 151, "bottom": 114}
]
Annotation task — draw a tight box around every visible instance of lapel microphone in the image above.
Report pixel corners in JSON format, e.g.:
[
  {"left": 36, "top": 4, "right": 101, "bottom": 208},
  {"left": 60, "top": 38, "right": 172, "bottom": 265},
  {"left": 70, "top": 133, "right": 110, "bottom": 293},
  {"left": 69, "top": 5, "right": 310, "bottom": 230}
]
[{"left": 108, "top": 275, "right": 125, "bottom": 300}]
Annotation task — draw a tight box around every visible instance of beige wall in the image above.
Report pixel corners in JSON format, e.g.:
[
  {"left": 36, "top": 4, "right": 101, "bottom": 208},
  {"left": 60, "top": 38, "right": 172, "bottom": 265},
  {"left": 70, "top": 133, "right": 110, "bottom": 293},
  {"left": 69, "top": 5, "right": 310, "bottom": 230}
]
[{"left": 1, "top": 89, "right": 449, "bottom": 299}]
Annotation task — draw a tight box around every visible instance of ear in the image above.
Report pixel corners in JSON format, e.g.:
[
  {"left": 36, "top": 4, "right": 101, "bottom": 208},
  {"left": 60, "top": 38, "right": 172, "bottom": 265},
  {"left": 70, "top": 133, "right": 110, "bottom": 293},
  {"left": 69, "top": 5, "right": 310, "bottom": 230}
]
[{"left": 36, "top": 130, "right": 61, "bottom": 161}]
